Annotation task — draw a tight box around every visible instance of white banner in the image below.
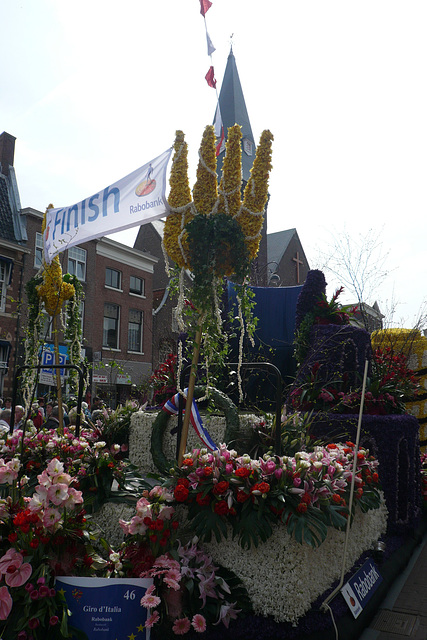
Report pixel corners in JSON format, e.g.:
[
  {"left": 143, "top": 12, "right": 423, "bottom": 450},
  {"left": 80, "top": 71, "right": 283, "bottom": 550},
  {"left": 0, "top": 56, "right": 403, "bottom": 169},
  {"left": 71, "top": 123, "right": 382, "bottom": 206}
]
[{"left": 43, "top": 148, "right": 172, "bottom": 264}]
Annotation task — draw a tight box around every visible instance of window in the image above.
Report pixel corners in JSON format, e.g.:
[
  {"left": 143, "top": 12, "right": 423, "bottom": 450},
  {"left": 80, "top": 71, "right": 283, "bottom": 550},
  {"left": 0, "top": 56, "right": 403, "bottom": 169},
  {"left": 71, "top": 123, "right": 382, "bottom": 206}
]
[
  {"left": 129, "top": 275, "right": 145, "bottom": 296},
  {"left": 103, "top": 303, "right": 120, "bottom": 349},
  {"left": 105, "top": 267, "right": 122, "bottom": 289},
  {"left": 0, "top": 261, "right": 12, "bottom": 312},
  {"left": 35, "top": 233, "right": 43, "bottom": 268},
  {"left": 68, "top": 246, "right": 87, "bottom": 281},
  {"left": 128, "top": 309, "right": 143, "bottom": 353}
]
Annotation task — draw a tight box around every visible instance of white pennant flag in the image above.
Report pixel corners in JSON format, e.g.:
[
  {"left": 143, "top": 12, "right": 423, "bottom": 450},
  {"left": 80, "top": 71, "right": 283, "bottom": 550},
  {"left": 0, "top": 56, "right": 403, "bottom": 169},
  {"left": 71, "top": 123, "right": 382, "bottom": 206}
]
[
  {"left": 43, "top": 148, "right": 172, "bottom": 264},
  {"left": 206, "top": 30, "right": 216, "bottom": 56}
]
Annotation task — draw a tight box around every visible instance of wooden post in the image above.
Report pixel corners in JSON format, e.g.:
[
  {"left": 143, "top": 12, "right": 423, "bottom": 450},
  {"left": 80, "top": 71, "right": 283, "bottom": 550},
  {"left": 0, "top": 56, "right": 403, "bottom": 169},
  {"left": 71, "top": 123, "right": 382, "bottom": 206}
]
[
  {"left": 177, "top": 316, "right": 204, "bottom": 466},
  {"left": 53, "top": 314, "right": 64, "bottom": 435}
]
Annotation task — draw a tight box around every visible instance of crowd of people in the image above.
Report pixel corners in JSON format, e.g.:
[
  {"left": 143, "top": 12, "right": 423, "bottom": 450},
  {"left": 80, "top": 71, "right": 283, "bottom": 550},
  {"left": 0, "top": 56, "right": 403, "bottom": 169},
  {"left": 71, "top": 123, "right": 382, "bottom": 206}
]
[{"left": 0, "top": 395, "right": 107, "bottom": 434}]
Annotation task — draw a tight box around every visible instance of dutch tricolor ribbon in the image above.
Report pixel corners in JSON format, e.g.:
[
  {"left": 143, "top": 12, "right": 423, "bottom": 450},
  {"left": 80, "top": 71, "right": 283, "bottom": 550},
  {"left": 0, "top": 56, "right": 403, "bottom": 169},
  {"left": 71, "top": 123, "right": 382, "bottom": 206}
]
[{"left": 163, "top": 389, "right": 217, "bottom": 451}]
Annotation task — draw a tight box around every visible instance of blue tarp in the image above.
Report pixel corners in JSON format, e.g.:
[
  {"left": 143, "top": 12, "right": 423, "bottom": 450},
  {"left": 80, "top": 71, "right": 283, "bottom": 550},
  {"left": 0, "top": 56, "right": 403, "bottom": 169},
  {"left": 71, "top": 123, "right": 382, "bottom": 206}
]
[{"left": 227, "top": 282, "right": 303, "bottom": 382}]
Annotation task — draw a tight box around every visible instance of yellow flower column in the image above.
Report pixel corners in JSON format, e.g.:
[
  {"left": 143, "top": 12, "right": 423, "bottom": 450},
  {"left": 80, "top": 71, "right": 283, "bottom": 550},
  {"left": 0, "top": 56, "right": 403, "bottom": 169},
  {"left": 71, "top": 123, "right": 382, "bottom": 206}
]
[
  {"left": 239, "top": 129, "right": 274, "bottom": 261},
  {"left": 217, "top": 124, "right": 242, "bottom": 219},
  {"left": 372, "top": 328, "right": 427, "bottom": 449},
  {"left": 163, "top": 131, "right": 193, "bottom": 268},
  {"left": 36, "top": 207, "right": 75, "bottom": 432},
  {"left": 193, "top": 125, "right": 218, "bottom": 217}
]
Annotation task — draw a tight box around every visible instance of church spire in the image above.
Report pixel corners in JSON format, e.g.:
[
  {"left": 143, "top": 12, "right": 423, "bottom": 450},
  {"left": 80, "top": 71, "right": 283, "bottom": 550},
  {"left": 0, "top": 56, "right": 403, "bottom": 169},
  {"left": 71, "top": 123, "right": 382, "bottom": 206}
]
[{"left": 214, "top": 47, "right": 256, "bottom": 183}]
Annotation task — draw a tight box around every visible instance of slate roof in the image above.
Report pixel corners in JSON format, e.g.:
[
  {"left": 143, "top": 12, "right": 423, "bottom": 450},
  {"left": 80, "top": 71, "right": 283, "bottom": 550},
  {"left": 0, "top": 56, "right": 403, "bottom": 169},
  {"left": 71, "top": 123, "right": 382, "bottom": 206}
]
[
  {"left": 214, "top": 48, "right": 256, "bottom": 183},
  {"left": 267, "top": 228, "right": 297, "bottom": 267},
  {"left": 0, "top": 174, "right": 17, "bottom": 243}
]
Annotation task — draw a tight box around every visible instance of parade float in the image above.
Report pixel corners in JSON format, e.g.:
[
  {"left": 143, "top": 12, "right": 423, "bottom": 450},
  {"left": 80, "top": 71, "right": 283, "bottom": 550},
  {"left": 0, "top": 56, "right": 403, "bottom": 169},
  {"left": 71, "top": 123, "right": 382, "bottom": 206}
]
[{"left": 0, "top": 125, "right": 422, "bottom": 640}]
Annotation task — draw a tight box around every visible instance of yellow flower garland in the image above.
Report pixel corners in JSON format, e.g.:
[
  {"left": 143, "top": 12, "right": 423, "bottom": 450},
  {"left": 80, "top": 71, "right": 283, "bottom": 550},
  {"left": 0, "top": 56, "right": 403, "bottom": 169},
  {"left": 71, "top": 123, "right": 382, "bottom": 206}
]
[
  {"left": 217, "top": 124, "right": 242, "bottom": 219},
  {"left": 163, "top": 131, "right": 193, "bottom": 268},
  {"left": 193, "top": 125, "right": 218, "bottom": 216},
  {"left": 239, "top": 129, "right": 274, "bottom": 261},
  {"left": 37, "top": 207, "right": 75, "bottom": 316},
  {"left": 372, "top": 328, "right": 427, "bottom": 447}
]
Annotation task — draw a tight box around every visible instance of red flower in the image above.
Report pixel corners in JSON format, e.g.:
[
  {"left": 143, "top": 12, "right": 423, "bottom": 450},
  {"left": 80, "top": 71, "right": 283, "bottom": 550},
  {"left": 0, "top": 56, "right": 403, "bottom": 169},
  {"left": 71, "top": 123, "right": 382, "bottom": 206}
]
[
  {"left": 301, "top": 492, "right": 311, "bottom": 504},
  {"left": 203, "top": 467, "right": 213, "bottom": 477},
  {"left": 214, "top": 500, "right": 229, "bottom": 515},
  {"left": 182, "top": 458, "right": 193, "bottom": 467},
  {"left": 236, "top": 490, "right": 250, "bottom": 503},
  {"left": 174, "top": 485, "right": 189, "bottom": 502},
  {"left": 176, "top": 477, "right": 190, "bottom": 488},
  {"left": 196, "top": 492, "right": 211, "bottom": 506},
  {"left": 213, "top": 481, "right": 229, "bottom": 495},
  {"left": 252, "top": 482, "right": 270, "bottom": 495},
  {"left": 235, "top": 467, "right": 250, "bottom": 478},
  {"left": 297, "top": 502, "right": 307, "bottom": 514}
]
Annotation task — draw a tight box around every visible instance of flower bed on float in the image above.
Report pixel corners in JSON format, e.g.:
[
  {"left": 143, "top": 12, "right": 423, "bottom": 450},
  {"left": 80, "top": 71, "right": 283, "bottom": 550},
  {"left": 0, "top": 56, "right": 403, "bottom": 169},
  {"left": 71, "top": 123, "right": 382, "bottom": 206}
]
[{"left": 0, "top": 416, "right": 388, "bottom": 639}]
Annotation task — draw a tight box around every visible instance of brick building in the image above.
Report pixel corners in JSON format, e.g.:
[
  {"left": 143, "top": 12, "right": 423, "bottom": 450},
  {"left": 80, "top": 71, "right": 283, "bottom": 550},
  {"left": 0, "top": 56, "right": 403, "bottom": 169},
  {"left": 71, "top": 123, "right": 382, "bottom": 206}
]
[
  {"left": 0, "top": 130, "right": 157, "bottom": 407},
  {"left": 21, "top": 208, "right": 157, "bottom": 406},
  {"left": 0, "top": 132, "right": 30, "bottom": 399}
]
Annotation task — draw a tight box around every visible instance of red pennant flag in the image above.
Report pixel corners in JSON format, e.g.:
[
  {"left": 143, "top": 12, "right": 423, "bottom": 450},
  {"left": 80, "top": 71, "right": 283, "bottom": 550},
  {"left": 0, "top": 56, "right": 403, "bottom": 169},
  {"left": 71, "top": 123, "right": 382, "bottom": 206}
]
[
  {"left": 205, "top": 66, "right": 217, "bottom": 88},
  {"left": 200, "top": 0, "right": 212, "bottom": 17}
]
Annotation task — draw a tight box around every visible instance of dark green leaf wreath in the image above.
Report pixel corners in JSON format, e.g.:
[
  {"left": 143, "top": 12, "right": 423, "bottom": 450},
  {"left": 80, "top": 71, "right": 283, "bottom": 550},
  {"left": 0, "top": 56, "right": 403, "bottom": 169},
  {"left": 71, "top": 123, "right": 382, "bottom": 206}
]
[{"left": 186, "top": 212, "right": 250, "bottom": 310}]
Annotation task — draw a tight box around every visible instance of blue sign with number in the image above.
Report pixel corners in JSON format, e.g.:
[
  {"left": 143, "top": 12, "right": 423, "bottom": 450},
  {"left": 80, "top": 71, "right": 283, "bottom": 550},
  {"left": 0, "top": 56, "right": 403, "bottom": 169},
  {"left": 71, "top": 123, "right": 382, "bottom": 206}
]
[{"left": 55, "top": 577, "right": 153, "bottom": 639}]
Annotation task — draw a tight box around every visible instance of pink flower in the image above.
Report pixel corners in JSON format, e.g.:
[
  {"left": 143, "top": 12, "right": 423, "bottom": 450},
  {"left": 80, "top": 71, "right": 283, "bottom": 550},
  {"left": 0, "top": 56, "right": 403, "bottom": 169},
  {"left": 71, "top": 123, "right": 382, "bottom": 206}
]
[
  {"left": 0, "top": 549, "right": 23, "bottom": 575},
  {"left": 47, "top": 483, "right": 69, "bottom": 506},
  {"left": 42, "top": 507, "right": 62, "bottom": 529},
  {"left": 145, "top": 610, "right": 160, "bottom": 628},
  {"left": 140, "top": 592, "right": 161, "bottom": 609},
  {"left": 119, "top": 519, "right": 130, "bottom": 535},
  {"left": 5, "top": 561, "right": 32, "bottom": 588},
  {"left": 63, "top": 487, "right": 83, "bottom": 509},
  {"left": 28, "top": 617, "right": 40, "bottom": 629},
  {"left": 172, "top": 617, "right": 191, "bottom": 635},
  {"left": 0, "top": 586, "right": 12, "bottom": 620},
  {"left": 192, "top": 614, "right": 207, "bottom": 633},
  {"left": 158, "top": 505, "right": 174, "bottom": 520},
  {"left": 214, "top": 602, "right": 241, "bottom": 628},
  {"left": 128, "top": 516, "right": 147, "bottom": 536}
]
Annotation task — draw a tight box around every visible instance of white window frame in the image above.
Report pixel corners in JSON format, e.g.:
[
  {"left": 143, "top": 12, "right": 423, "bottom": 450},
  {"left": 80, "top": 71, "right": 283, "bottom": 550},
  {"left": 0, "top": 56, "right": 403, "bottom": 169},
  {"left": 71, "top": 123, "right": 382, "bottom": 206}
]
[
  {"left": 35, "top": 232, "right": 43, "bottom": 268},
  {"left": 105, "top": 267, "right": 122, "bottom": 290},
  {"left": 0, "top": 261, "right": 12, "bottom": 313},
  {"left": 129, "top": 275, "right": 145, "bottom": 297},
  {"left": 128, "top": 309, "right": 143, "bottom": 353},
  {"left": 68, "top": 246, "right": 87, "bottom": 282},
  {"left": 103, "top": 303, "right": 120, "bottom": 350}
]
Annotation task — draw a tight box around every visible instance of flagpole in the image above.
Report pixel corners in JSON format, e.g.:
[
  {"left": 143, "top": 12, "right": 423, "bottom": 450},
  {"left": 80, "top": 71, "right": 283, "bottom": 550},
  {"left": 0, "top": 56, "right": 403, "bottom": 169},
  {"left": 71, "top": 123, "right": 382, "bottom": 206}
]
[{"left": 177, "top": 315, "right": 204, "bottom": 466}]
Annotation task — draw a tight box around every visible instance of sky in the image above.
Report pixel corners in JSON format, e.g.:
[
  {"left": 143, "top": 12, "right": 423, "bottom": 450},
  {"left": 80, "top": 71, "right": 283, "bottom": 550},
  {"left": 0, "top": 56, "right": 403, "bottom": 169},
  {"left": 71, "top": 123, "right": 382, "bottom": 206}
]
[{"left": 1, "top": 0, "right": 426, "bottom": 328}]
